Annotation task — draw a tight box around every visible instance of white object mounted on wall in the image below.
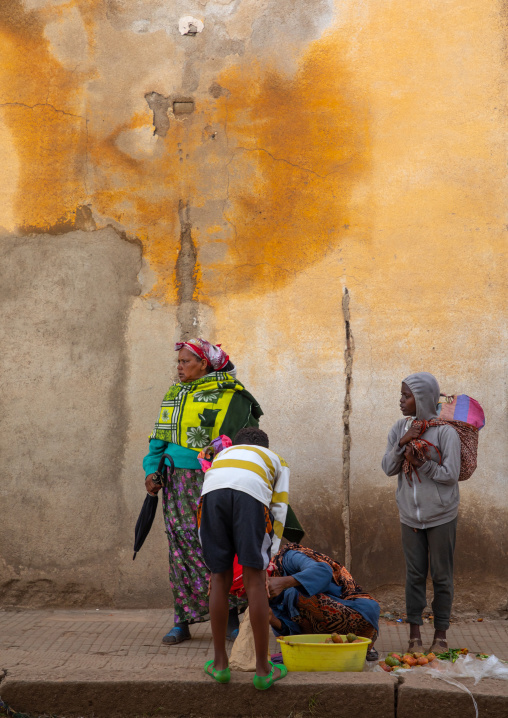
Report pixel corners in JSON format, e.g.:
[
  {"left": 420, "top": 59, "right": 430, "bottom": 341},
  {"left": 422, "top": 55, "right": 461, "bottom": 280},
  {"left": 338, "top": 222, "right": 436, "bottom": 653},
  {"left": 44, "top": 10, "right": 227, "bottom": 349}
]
[{"left": 179, "top": 16, "right": 204, "bottom": 36}]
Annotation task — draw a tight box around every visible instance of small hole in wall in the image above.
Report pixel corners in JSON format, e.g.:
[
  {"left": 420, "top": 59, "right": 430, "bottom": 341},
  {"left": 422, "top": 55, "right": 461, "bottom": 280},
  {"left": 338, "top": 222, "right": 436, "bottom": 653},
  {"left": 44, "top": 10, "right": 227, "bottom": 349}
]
[{"left": 173, "top": 101, "right": 195, "bottom": 115}]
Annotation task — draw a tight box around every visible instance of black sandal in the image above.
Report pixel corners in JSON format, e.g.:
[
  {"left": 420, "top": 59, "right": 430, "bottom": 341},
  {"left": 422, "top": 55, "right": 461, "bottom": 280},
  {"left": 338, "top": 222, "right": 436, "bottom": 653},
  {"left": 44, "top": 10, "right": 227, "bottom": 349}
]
[{"left": 366, "top": 647, "right": 379, "bottom": 661}]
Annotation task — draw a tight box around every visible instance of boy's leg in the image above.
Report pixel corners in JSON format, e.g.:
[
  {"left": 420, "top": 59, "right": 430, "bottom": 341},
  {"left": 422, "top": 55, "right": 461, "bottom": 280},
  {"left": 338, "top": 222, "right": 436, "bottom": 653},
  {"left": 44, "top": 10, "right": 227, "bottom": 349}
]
[
  {"left": 400, "top": 523, "right": 429, "bottom": 644},
  {"left": 243, "top": 566, "right": 285, "bottom": 678},
  {"left": 231, "top": 491, "right": 284, "bottom": 682},
  {"left": 427, "top": 517, "right": 457, "bottom": 647},
  {"left": 209, "top": 568, "right": 234, "bottom": 671},
  {"left": 199, "top": 490, "right": 236, "bottom": 672}
]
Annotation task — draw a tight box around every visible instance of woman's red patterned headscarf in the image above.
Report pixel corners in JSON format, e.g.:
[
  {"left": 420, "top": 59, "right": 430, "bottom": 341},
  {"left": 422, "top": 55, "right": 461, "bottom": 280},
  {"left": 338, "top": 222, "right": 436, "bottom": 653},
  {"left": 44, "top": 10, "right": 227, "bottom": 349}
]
[{"left": 175, "top": 337, "right": 229, "bottom": 371}]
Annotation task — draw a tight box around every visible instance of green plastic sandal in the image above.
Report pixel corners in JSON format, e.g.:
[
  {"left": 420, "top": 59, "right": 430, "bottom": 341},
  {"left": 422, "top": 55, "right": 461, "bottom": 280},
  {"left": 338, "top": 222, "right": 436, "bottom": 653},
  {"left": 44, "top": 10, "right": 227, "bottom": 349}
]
[
  {"left": 204, "top": 659, "right": 231, "bottom": 684},
  {"left": 253, "top": 661, "right": 288, "bottom": 690}
]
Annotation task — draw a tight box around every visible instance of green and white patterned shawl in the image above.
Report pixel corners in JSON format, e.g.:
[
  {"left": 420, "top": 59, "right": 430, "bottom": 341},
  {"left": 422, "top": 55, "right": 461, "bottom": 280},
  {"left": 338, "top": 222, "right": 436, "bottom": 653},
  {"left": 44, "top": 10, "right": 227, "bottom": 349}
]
[{"left": 151, "top": 372, "right": 263, "bottom": 449}]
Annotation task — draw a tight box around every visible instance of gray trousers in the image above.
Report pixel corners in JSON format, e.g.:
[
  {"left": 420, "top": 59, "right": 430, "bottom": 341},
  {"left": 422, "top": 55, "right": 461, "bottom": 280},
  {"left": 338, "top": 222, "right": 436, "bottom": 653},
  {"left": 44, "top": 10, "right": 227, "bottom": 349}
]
[{"left": 401, "top": 517, "right": 457, "bottom": 631}]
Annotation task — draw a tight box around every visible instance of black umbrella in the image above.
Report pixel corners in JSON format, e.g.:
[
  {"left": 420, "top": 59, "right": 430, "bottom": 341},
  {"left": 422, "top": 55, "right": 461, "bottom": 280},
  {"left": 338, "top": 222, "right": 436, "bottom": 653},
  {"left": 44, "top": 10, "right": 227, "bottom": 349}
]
[{"left": 133, "top": 453, "right": 174, "bottom": 560}]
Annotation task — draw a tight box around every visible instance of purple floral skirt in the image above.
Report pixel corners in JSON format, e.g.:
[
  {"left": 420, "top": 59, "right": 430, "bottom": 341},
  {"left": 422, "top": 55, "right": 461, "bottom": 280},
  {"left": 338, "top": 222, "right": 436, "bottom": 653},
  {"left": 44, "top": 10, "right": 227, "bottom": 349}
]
[{"left": 162, "top": 468, "right": 245, "bottom": 624}]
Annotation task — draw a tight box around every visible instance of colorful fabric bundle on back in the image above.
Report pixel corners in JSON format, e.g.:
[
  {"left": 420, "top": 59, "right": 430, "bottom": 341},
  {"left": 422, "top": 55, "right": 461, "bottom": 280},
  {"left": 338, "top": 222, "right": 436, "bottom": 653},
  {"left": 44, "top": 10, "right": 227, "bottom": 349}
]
[
  {"left": 403, "top": 393, "right": 485, "bottom": 485},
  {"left": 437, "top": 394, "right": 485, "bottom": 429},
  {"left": 402, "top": 418, "right": 480, "bottom": 485}
]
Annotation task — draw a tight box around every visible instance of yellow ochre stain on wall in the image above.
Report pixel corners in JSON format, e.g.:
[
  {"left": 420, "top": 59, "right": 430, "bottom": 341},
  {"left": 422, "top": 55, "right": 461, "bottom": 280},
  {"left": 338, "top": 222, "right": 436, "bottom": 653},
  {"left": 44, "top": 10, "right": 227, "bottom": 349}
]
[
  {"left": 0, "top": 1, "right": 370, "bottom": 304},
  {"left": 202, "top": 37, "right": 370, "bottom": 298},
  {"left": 0, "top": 2, "right": 88, "bottom": 233}
]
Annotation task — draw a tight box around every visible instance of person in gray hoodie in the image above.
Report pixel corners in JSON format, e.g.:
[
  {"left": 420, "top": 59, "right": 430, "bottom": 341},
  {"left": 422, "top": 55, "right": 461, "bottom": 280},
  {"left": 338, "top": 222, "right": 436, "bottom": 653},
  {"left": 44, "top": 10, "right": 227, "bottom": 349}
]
[{"left": 382, "top": 372, "right": 461, "bottom": 655}]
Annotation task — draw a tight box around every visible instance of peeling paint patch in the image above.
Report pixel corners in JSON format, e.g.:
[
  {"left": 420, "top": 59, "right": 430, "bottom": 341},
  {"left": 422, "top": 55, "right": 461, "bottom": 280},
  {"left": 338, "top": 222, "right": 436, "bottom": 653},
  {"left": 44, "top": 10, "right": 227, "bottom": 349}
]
[{"left": 144, "top": 92, "right": 170, "bottom": 138}]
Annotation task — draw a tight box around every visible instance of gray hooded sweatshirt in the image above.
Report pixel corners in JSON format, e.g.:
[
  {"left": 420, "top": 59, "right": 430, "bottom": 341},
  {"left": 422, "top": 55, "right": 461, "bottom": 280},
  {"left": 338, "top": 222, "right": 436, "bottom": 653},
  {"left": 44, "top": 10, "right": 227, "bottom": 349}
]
[{"left": 381, "top": 372, "right": 461, "bottom": 529}]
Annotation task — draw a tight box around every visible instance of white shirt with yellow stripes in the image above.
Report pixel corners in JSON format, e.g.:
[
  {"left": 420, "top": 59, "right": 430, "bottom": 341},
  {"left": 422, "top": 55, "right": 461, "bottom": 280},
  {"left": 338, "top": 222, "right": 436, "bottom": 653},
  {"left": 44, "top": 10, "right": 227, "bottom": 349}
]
[{"left": 201, "top": 444, "right": 290, "bottom": 556}]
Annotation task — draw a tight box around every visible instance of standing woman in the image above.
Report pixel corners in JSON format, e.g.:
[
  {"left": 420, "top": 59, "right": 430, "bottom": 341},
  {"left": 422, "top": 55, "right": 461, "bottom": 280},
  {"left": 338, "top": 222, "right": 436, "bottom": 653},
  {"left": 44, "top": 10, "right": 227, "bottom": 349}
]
[{"left": 144, "top": 338, "right": 263, "bottom": 645}]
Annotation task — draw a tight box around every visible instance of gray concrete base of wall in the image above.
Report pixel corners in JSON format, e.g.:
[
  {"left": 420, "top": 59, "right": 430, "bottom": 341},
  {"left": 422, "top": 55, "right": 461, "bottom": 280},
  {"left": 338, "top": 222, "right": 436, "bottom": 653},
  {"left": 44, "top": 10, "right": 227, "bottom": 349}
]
[{"left": 2, "top": 670, "right": 508, "bottom": 718}]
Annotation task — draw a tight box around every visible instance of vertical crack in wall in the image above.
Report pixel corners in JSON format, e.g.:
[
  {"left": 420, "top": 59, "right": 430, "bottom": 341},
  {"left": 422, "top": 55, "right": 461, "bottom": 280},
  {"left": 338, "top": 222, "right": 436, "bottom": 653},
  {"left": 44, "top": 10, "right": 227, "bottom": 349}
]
[
  {"left": 176, "top": 200, "right": 199, "bottom": 340},
  {"left": 341, "top": 288, "right": 354, "bottom": 571}
]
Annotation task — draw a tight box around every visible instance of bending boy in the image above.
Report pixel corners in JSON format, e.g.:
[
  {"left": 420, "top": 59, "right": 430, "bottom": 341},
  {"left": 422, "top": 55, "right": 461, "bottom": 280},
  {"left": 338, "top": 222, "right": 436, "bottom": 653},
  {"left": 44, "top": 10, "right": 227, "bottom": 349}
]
[
  {"left": 382, "top": 372, "right": 461, "bottom": 655},
  {"left": 199, "top": 427, "right": 289, "bottom": 689}
]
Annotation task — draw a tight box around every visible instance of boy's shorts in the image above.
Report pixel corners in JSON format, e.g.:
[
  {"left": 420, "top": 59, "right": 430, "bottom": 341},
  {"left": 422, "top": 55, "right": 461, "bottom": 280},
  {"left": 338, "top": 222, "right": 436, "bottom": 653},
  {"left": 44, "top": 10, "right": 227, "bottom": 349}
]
[{"left": 198, "top": 488, "right": 274, "bottom": 573}]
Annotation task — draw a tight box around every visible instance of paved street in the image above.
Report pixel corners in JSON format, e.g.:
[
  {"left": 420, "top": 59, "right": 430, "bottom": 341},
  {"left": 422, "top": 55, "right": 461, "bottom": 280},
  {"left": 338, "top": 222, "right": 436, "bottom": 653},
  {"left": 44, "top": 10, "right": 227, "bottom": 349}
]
[
  {"left": 1, "top": 610, "right": 508, "bottom": 718},
  {"left": 1, "top": 609, "right": 507, "bottom": 674}
]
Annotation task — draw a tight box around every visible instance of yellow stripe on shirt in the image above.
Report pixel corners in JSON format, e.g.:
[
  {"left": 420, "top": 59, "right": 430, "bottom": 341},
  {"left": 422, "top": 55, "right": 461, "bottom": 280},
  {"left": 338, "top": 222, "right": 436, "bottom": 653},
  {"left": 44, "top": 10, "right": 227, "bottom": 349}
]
[
  {"left": 272, "top": 491, "right": 289, "bottom": 504},
  {"left": 238, "top": 446, "right": 276, "bottom": 479},
  {"left": 210, "top": 459, "right": 272, "bottom": 489},
  {"left": 273, "top": 520, "right": 284, "bottom": 539},
  {"left": 275, "top": 453, "right": 289, "bottom": 468}
]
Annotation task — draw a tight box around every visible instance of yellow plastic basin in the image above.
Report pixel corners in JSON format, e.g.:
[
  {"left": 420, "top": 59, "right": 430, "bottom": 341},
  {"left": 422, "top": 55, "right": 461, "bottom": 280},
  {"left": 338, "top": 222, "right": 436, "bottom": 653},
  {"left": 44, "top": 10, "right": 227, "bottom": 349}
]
[{"left": 277, "top": 634, "right": 371, "bottom": 672}]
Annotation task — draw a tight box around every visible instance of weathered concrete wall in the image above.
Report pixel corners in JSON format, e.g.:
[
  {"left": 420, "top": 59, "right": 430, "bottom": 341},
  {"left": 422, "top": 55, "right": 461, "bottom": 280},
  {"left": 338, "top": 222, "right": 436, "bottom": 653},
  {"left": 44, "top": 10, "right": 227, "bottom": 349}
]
[
  {"left": 0, "top": 0, "right": 506, "bottom": 612},
  {"left": 0, "top": 229, "right": 141, "bottom": 605}
]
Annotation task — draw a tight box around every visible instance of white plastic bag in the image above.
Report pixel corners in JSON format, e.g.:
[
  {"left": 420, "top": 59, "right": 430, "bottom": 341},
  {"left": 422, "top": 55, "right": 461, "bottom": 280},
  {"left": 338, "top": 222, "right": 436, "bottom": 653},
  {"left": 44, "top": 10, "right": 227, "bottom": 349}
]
[
  {"left": 428, "top": 654, "right": 508, "bottom": 684},
  {"left": 427, "top": 655, "right": 508, "bottom": 718}
]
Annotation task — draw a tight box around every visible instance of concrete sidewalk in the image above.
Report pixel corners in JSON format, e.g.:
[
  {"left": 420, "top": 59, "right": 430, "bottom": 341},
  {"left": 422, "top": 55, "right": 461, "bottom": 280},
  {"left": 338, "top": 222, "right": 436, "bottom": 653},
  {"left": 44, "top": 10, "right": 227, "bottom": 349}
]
[{"left": 1, "top": 610, "right": 508, "bottom": 717}]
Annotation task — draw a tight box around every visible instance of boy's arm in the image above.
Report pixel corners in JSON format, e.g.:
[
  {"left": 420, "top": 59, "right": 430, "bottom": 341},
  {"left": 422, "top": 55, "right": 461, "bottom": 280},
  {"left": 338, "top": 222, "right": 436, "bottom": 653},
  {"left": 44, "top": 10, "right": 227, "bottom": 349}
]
[
  {"left": 417, "top": 424, "right": 461, "bottom": 485},
  {"left": 381, "top": 422, "right": 406, "bottom": 476},
  {"left": 269, "top": 463, "right": 290, "bottom": 556}
]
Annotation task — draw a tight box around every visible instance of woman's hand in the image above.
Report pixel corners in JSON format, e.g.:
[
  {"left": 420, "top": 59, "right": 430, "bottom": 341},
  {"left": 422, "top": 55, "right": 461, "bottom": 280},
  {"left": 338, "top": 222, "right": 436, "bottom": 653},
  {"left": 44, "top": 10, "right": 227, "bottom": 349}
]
[
  {"left": 145, "top": 474, "right": 162, "bottom": 496},
  {"left": 404, "top": 445, "right": 426, "bottom": 468},
  {"left": 399, "top": 424, "right": 420, "bottom": 448},
  {"left": 267, "top": 575, "right": 299, "bottom": 599}
]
